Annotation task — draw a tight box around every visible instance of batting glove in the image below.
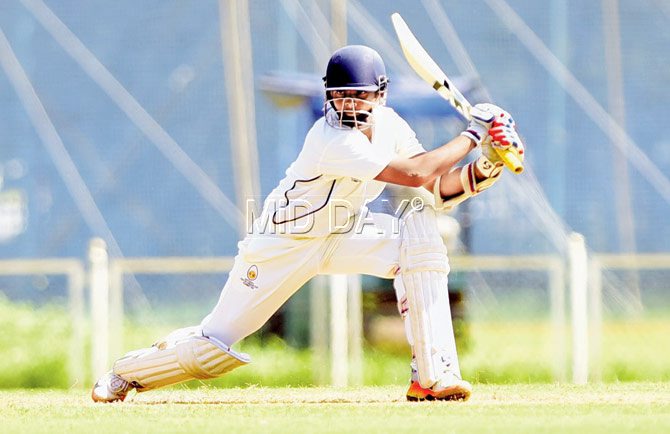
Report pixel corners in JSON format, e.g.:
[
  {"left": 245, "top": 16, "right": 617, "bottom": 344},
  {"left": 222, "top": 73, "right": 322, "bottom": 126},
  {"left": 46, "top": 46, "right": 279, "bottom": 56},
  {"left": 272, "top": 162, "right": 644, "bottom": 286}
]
[
  {"left": 460, "top": 103, "right": 495, "bottom": 147},
  {"left": 488, "top": 108, "right": 525, "bottom": 159}
]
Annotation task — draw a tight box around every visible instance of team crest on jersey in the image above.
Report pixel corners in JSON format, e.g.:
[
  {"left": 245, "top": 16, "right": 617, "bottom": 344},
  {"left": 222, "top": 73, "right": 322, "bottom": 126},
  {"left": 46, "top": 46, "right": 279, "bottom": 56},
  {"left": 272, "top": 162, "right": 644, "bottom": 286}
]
[{"left": 241, "top": 265, "right": 259, "bottom": 289}]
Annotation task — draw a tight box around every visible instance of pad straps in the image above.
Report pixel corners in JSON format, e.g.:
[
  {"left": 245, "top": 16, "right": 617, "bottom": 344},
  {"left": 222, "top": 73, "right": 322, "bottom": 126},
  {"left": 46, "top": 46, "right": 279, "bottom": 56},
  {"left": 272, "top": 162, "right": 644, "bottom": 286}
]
[{"left": 113, "top": 331, "right": 250, "bottom": 391}]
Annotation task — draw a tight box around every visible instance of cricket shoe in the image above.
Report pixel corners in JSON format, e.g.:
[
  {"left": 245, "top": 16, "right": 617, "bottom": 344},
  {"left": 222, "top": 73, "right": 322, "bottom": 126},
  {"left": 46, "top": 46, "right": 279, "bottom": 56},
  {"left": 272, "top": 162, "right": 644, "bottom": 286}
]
[
  {"left": 406, "top": 374, "right": 472, "bottom": 402},
  {"left": 91, "top": 371, "right": 135, "bottom": 403}
]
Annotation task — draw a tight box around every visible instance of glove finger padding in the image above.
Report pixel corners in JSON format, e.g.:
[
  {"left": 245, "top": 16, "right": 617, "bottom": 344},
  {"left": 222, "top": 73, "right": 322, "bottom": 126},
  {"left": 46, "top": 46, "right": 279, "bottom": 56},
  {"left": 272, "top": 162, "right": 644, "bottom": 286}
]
[{"left": 486, "top": 107, "right": 526, "bottom": 161}]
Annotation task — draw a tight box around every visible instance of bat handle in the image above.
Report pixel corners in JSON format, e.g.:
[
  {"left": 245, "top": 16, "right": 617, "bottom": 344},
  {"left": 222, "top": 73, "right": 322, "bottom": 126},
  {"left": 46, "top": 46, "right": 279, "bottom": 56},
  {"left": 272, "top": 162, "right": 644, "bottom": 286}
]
[{"left": 495, "top": 148, "right": 524, "bottom": 174}]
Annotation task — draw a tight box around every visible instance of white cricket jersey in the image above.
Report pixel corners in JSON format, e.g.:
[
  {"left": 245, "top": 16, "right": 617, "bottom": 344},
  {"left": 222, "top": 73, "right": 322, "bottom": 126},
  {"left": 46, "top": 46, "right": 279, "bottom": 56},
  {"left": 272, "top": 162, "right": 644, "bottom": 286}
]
[{"left": 254, "top": 106, "right": 425, "bottom": 238}]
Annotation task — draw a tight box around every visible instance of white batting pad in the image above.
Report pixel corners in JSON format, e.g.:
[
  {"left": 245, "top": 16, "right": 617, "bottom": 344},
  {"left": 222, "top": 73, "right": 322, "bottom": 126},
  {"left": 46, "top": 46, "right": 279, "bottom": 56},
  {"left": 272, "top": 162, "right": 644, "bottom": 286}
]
[
  {"left": 113, "top": 329, "right": 250, "bottom": 391},
  {"left": 398, "top": 206, "right": 460, "bottom": 388}
]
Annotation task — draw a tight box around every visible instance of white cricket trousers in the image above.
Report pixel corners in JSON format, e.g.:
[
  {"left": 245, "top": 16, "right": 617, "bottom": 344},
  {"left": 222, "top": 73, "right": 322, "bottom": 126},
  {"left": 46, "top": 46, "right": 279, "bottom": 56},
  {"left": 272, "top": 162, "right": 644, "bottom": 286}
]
[{"left": 201, "top": 212, "right": 401, "bottom": 345}]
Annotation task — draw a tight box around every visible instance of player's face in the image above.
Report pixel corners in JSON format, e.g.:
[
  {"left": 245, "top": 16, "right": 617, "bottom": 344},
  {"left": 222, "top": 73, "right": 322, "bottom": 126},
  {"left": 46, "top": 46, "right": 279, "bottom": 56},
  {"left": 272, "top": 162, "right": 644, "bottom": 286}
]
[
  {"left": 329, "top": 90, "right": 378, "bottom": 114},
  {"left": 326, "top": 89, "right": 381, "bottom": 130}
]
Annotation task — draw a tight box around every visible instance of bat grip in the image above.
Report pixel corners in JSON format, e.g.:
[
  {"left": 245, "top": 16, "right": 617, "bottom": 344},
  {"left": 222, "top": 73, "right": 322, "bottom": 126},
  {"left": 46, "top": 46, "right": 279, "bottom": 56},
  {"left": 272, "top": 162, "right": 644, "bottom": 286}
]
[{"left": 495, "top": 148, "right": 524, "bottom": 174}]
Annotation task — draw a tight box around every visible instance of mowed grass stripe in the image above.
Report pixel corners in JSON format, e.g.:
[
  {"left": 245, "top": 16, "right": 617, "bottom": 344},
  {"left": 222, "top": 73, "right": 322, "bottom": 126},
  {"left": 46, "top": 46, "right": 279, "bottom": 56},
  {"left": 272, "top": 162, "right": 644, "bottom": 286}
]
[{"left": 1, "top": 383, "right": 669, "bottom": 434}]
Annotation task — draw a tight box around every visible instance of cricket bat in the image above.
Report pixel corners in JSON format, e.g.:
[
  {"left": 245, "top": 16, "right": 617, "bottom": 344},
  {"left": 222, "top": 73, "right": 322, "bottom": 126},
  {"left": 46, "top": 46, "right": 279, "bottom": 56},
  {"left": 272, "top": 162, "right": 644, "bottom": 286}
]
[{"left": 391, "top": 12, "right": 524, "bottom": 174}]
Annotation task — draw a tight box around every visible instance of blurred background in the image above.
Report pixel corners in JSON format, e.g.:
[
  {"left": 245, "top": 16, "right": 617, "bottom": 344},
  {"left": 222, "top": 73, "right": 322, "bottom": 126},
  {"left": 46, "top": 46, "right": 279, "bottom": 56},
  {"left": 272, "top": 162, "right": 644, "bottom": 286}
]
[{"left": 0, "top": 0, "right": 669, "bottom": 389}]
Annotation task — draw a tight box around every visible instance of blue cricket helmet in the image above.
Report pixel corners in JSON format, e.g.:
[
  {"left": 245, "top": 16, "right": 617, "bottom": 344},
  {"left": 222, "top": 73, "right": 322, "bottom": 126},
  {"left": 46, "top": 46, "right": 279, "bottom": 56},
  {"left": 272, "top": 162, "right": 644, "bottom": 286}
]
[{"left": 323, "top": 45, "right": 388, "bottom": 92}]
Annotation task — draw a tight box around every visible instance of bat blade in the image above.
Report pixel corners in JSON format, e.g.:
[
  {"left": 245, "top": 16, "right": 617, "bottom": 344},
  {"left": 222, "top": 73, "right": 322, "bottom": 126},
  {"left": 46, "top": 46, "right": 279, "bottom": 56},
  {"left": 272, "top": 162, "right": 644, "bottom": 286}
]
[
  {"left": 391, "top": 12, "right": 524, "bottom": 174},
  {"left": 391, "top": 12, "right": 472, "bottom": 120}
]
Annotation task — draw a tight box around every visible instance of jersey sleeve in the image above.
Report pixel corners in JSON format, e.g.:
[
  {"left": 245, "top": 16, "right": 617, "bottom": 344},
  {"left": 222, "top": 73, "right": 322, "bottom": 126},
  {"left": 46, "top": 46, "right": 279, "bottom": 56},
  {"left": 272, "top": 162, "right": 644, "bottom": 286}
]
[
  {"left": 395, "top": 115, "right": 427, "bottom": 158},
  {"left": 316, "top": 134, "right": 392, "bottom": 181}
]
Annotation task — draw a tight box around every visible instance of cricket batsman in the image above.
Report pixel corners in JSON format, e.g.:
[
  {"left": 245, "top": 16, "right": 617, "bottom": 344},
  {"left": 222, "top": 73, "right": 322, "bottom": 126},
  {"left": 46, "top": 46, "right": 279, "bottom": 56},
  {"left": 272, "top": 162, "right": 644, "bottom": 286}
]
[{"left": 92, "top": 45, "right": 524, "bottom": 402}]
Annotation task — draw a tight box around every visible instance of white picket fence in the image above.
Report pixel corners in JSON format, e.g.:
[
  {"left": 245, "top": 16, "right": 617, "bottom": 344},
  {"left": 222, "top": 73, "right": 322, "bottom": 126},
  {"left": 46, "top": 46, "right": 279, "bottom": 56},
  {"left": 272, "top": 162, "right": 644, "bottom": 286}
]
[{"left": 3, "top": 235, "right": 669, "bottom": 387}]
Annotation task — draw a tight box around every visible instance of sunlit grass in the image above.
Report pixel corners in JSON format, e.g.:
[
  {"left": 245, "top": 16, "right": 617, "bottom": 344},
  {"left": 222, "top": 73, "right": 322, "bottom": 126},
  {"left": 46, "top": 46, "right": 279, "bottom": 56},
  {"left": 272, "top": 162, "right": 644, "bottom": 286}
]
[{"left": 1, "top": 384, "right": 669, "bottom": 434}]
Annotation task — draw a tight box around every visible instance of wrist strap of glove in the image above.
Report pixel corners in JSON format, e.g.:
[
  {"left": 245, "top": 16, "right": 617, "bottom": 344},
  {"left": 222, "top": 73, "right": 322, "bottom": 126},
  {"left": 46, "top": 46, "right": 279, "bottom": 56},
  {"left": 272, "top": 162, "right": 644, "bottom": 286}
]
[{"left": 460, "top": 124, "right": 487, "bottom": 147}]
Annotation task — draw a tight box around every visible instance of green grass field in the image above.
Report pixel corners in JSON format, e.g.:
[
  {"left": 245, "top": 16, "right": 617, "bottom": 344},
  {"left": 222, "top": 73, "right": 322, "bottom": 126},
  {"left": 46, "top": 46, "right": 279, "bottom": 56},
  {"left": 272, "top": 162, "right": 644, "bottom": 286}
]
[
  {"left": 2, "top": 293, "right": 670, "bottom": 388},
  {"left": 1, "top": 383, "right": 668, "bottom": 434}
]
